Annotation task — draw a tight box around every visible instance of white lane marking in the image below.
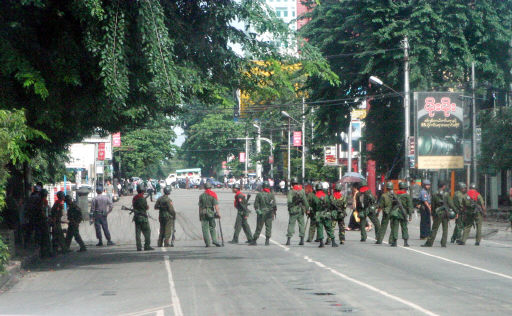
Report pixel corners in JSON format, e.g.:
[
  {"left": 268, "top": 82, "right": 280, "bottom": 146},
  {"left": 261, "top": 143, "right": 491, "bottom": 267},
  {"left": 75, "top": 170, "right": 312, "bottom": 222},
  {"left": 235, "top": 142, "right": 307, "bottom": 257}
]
[
  {"left": 484, "top": 240, "right": 512, "bottom": 247},
  {"left": 164, "top": 255, "right": 184, "bottom": 316},
  {"left": 270, "top": 239, "right": 438, "bottom": 316},
  {"left": 119, "top": 305, "right": 172, "bottom": 316},
  {"left": 155, "top": 310, "right": 164, "bottom": 316},
  {"left": 369, "top": 237, "right": 512, "bottom": 281}
]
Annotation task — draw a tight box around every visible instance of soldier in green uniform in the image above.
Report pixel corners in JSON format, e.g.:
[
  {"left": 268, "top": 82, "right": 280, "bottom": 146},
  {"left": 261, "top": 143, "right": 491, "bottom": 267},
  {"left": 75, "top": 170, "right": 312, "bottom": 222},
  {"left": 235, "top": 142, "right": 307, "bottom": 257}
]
[
  {"left": 50, "top": 191, "right": 68, "bottom": 253},
  {"left": 312, "top": 183, "right": 337, "bottom": 248},
  {"left": 198, "top": 182, "right": 221, "bottom": 247},
  {"left": 450, "top": 182, "right": 467, "bottom": 243},
  {"left": 155, "top": 187, "right": 176, "bottom": 247},
  {"left": 354, "top": 180, "right": 380, "bottom": 242},
  {"left": 376, "top": 182, "right": 394, "bottom": 244},
  {"left": 64, "top": 195, "right": 86, "bottom": 252},
  {"left": 329, "top": 183, "right": 347, "bottom": 245},
  {"left": 422, "top": 182, "right": 455, "bottom": 248},
  {"left": 132, "top": 185, "right": 154, "bottom": 251},
  {"left": 389, "top": 182, "right": 413, "bottom": 247},
  {"left": 251, "top": 181, "right": 277, "bottom": 246},
  {"left": 286, "top": 177, "right": 309, "bottom": 246},
  {"left": 306, "top": 183, "right": 318, "bottom": 242},
  {"left": 229, "top": 183, "right": 253, "bottom": 244},
  {"left": 458, "top": 183, "right": 486, "bottom": 246}
]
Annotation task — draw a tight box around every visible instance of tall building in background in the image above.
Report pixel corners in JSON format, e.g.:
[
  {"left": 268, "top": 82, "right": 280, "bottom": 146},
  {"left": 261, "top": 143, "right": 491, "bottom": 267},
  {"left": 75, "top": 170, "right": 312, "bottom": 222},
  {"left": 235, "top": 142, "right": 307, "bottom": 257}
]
[
  {"left": 265, "top": 0, "right": 297, "bottom": 30},
  {"left": 296, "top": 0, "right": 312, "bottom": 30}
]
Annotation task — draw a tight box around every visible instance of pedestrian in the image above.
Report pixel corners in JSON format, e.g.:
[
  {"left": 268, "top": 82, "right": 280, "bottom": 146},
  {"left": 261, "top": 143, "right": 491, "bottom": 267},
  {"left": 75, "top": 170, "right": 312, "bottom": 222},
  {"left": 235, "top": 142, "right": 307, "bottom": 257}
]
[
  {"left": 198, "top": 182, "right": 221, "bottom": 247},
  {"left": 450, "top": 182, "right": 467, "bottom": 243},
  {"left": 155, "top": 187, "right": 176, "bottom": 247},
  {"left": 286, "top": 177, "right": 309, "bottom": 246},
  {"left": 50, "top": 191, "right": 68, "bottom": 253},
  {"left": 251, "top": 181, "right": 277, "bottom": 246},
  {"left": 132, "top": 185, "right": 154, "bottom": 251},
  {"left": 279, "top": 180, "right": 285, "bottom": 193},
  {"left": 422, "top": 182, "right": 455, "bottom": 248},
  {"left": 105, "top": 180, "right": 114, "bottom": 201},
  {"left": 25, "top": 185, "right": 51, "bottom": 257},
  {"left": 91, "top": 185, "right": 115, "bottom": 247},
  {"left": 389, "top": 182, "right": 413, "bottom": 247},
  {"left": 376, "top": 182, "right": 394, "bottom": 244},
  {"left": 229, "top": 183, "right": 253, "bottom": 244},
  {"left": 312, "top": 183, "right": 337, "bottom": 248},
  {"left": 305, "top": 183, "right": 318, "bottom": 242},
  {"left": 354, "top": 180, "right": 380, "bottom": 242},
  {"left": 64, "top": 195, "right": 86, "bottom": 252},
  {"left": 458, "top": 183, "right": 486, "bottom": 246},
  {"left": 146, "top": 179, "right": 154, "bottom": 202},
  {"left": 329, "top": 183, "right": 347, "bottom": 245},
  {"left": 419, "top": 179, "right": 432, "bottom": 239}
]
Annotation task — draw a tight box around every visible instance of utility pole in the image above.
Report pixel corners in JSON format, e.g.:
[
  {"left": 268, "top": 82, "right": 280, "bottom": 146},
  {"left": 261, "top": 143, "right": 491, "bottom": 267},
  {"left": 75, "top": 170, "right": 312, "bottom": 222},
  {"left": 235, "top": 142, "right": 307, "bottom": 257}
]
[
  {"left": 403, "top": 36, "right": 410, "bottom": 179},
  {"left": 471, "top": 61, "right": 477, "bottom": 186},
  {"left": 245, "top": 134, "right": 249, "bottom": 176},
  {"left": 302, "top": 97, "right": 306, "bottom": 182},
  {"left": 287, "top": 118, "right": 291, "bottom": 181},
  {"left": 254, "top": 124, "right": 262, "bottom": 179},
  {"left": 347, "top": 122, "right": 352, "bottom": 173}
]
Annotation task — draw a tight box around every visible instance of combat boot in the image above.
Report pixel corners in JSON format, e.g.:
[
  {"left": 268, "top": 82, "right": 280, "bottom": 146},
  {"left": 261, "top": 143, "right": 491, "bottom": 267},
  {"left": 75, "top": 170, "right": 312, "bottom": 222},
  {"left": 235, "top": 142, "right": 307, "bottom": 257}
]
[
  {"left": 331, "top": 240, "right": 338, "bottom": 247},
  {"left": 228, "top": 240, "right": 238, "bottom": 244},
  {"left": 390, "top": 241, "right": 397, "bottom": 247},
  {"left": 213, "top": 242, "right": 222, "bottom": 247},
  {"left": 421, "top": 243, "right": 432, "bottom": 247},
  {"left": 265, "top": 237, "right": 270, "bottom": 246},
  {"left": 286, "top": 237, "right": 291, "bottom": 245},
  {"left": 404, "top": 239, "right": 410, "bottom": 247},
  {"left": 299, "top": 236, "right": 304, "bottom": 245},
  {"left": 249, "top": 240, "right": 257, "bottom": 246},
  {"left": 325, "top": 238, "right": 331, "bottom": 245},
  {"left": 456, "top": 240, "right": 465, "bottom": 245},
  {"left": 319, "top": 240, "right": 325, "bottom": 248},
  {"left": 157, "top": 238, "right": 163, "bottom": 247},
  {"left": 375, "top": 240, "right": 382, "bottom": 244},
  {"left": 144, "top": 246, "right": 155, "bottom": 251},
  {"left": 164, "top": 238, "right": 170, "bottom": 247},
  {"left": 96, "top": 241, "right": 103, "bottom": 247},
  {"left": 475, "top": 242, "right": 480, "bottom": 246}
]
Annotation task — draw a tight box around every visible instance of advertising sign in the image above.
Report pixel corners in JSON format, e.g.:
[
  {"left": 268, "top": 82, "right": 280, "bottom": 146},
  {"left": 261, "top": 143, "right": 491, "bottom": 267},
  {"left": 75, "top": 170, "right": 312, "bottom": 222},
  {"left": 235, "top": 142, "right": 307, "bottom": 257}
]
[
  {"left": 415, "top": 92, "right": 464, "bottom": 169},
  {"left": 293, "top": 131, "right": 302, "bottom": 147},
  {"left": 112, "top": 132, "right": 121, "bottom": 147},
  {"left": 324, "top": 146, "right": 338, "bottom": 166},
  {"left": 97, "top": 143, "right": 106, "bottom": 161},
  {"left": 239, "top": 152, "right": 246, "bottom": 163}
]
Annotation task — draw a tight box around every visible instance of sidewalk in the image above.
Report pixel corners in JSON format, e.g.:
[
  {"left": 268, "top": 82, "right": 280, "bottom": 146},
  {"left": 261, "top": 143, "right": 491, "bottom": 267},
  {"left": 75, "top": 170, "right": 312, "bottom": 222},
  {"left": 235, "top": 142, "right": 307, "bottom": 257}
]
[{"left": 0, "top": 246, "right": 39, "bottom": 292}]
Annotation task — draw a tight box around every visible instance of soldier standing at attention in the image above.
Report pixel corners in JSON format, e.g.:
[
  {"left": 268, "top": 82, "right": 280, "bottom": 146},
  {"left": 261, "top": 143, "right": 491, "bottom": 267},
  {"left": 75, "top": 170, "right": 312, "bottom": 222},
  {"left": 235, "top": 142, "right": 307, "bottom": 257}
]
[
  {"left": 422, "top": 182, "right": 455, "bottom": 248},
  {"left": 64, "top": 195, "right": 86, "bottom": 252},
  {"left": 458, "top": 183, "right": 486, "bottom": 246},
  {"left": 419, "top": 180, "right": 432, "bottom": 239},
  {"left": 354, "top": 180, "right": 380, "bottom": 242},
  {"left": 451, "top": 182, "right": 467, "bottom": 243},
  {"left": 50, "top": 191, "right": 68, "bottom": 253},
  {"left": 229, "top": 183, "right": 253, "bottom": 244},
  {"left": 306, "top": 182, "right": 318, "bottom": 243},
  {"left": 376, "top": 182, "right": 394, "bottom": 244},
  {"left": 91, "top": 185, "right": 115, "bottom": 247},
  {"left": 132, "top": 185, "right": 154, "bottom": 251},
  {"left": 329, "top": 183, "right": 347, "bottom": 245},
  {"left": 286, "top": 177, "right": 309, "bottom": 246},
  {"left": 251, "top": 181, "right": 277, "bottom": 246},
  {"left": 155, "top": 187, "right": 176, "bottom": 247},
  {"left": 389, "top": 182, "right": 413, "bottom": 247},
  {"left": 312, "top": 183, "right": 337, "bottom": 248},
  {"left": 198, "top": 182, "right": 221, "bottom": 247}
]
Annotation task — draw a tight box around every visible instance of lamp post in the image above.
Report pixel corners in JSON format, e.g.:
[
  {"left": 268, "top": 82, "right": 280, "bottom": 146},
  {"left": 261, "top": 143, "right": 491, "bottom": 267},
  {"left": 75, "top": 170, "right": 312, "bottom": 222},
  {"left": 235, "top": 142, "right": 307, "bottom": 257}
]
[
  {"left": 253, "top": 123, "right": 262, "bottom": 179},
  {"left": 281, "top": 111, "right": 305, "bottom": 182},
  {"left": 281, "top": 111, "right": 292, "bottom": 182}
]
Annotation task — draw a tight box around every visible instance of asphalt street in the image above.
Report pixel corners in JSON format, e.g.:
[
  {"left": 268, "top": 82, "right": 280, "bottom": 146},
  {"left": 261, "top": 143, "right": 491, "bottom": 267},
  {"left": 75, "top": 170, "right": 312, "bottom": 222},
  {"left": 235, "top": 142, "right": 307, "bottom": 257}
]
[{"left": 1, "top": 188, "right": 512, "bottom": 316}]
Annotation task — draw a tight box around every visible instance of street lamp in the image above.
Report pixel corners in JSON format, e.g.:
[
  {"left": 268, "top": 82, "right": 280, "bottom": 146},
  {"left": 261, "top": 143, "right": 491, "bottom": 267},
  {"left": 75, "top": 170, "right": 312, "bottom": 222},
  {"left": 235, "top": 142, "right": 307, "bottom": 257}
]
[
  {"left": 281, "top": 111, "right": 292, "bottom": 182},
  {"left": 370, "top": 75, "right": 410, "bottom": 179},
  {"left": 253, "top": 123, "right": 262, "bottom": 179},
  {"left": 281, "top": 110, "right": 306, "bottom": 183}
]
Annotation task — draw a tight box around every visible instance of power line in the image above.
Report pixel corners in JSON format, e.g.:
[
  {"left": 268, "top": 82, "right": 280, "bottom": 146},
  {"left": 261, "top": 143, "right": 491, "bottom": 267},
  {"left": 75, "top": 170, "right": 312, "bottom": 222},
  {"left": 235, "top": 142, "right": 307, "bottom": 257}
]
[{"left": 324, "top": 48, "right": 402, "bottom": 59}]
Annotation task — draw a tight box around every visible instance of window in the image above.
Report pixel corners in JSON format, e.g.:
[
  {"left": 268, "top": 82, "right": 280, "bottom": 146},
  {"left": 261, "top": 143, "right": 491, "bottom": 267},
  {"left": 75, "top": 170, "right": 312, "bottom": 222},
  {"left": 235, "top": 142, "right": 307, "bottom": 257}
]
[
  {"left": 276, "top": 7, "right": 288, "bottom": 18},
  {"left": 292, "top": 11, "right": 295, "bottom": 17}
]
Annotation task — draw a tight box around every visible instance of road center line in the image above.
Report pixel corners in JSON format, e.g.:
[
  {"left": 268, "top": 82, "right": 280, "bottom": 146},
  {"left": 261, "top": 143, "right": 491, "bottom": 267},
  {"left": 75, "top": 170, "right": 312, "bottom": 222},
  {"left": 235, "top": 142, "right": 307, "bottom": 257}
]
[
  {"left": 164, "top": 255, "right": 184, "bottom": 316},
  {"left": 270, "top": 239, "right": 438, "bottom": 316}
]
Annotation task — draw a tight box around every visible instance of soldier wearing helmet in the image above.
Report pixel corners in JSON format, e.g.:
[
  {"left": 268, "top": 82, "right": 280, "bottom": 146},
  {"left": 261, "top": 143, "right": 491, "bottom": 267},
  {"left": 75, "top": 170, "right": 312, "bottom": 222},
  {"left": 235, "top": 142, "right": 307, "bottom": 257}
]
[
  {"left": 389, "top": 182, "right": 414, "bottom": 247},
  {"left": 422, "top": 182, "right": 455, "bottom": 248},
  {"left": 286, "top": 177, "right": 309, "bottom": 246},
  {"left": 311, "top": 183, "right": 337, "bottom": 248},
  {"left": 376, "top": 182, "right": 394, "bottom": 244},
  {"left": 251, "top": 181, "right": 277, "bottom": 246},
  {"left": 198, "top": 182, "right": 221, "bottom": 247},
  {"left": 305, "top": 182, "right": 318, "bottom": 243},
  {"left": 458, "top": 183, "right": 486, "bottom": 246},
  {"left": 419, "top": 179, "right": 432, "bottom": 239},
  {"left": 330, "top": 182, "right": 347, "bottom": 245},
  {"left": 450, "top": 182, "right": 467, "bottom": 243},
  {"left": 155, "top": 186, "right": 176, "bottom": 247},
  {"left": 229, "top": 183, "right": 253, "bottom": 244},
  {"left": 50, "top": 191, "right": 68, "bottom": 253},
  {"left": 354, "top": 179, "right": 380, "bottom": 242},
  {"left": 64, "top": 195, "right": 86, "bottom": 252}
]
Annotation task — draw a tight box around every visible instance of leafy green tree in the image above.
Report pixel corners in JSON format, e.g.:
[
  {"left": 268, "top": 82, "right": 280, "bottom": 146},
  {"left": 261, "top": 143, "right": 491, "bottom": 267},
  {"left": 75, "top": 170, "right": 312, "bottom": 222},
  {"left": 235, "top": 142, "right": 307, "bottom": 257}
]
[{"left": 479, "top": 108, "right": 512, "bottom": 171}]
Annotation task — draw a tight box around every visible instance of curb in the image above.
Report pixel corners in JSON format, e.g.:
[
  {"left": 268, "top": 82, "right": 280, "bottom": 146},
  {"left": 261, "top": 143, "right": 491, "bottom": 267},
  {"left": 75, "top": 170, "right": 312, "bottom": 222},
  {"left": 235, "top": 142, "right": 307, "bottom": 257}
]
[{"left": 0, "top": 251, "right": 39, "bottom": 291}]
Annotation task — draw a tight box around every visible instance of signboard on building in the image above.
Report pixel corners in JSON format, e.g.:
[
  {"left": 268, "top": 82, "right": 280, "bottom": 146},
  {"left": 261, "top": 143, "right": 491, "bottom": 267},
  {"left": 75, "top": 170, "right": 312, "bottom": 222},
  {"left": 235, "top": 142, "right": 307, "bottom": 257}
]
[
  {"left": 112, "top": 132, "right": 121, "bottom": 147},
  {"left": 97, "top": 143, "right": 106, "bottom": 161},
  {"left": 293, "top": 131, "right": 302, "bottom": 147},
  {"left": 414, "top": 92, "right": 464, "bottom": 169},
  {"left": 239, "top": 152, "right": 246, "bottom": 163},
  {"left": 324, "top": 146, "right": 338, "bottom": 166}
]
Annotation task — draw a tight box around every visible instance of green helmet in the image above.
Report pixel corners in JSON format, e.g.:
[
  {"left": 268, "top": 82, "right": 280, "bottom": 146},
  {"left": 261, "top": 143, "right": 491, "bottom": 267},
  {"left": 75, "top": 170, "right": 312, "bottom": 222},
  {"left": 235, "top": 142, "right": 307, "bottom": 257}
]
[
  {"left": 205, "top": 182, "right": 213, "bottom": 189},
  {"left": 163, "top": 186, "right": 171, "bottom": 195},
  {"left": 447, "top": 209, "right": 456, "bottom": 220},
  {"left": 335, "top": 183, "right": 343, "bottom": 191},
  {"left": 262, "top": 181, "right": 270, "bottom": 189},
  {"left": 233, "top": 183, "right": 240, "bottom": 190},
  {"left": 469, "top": 183, "right": 477, "bottom": 190},
  {"left": 360, "top": 179, "right": 368, "bottom": 186},
  {"left": 315, "top": 183, "right": 323, "bottom": 191},
  {"left": 457, "top": 182, "right": 467, "bottom": 190},
  {"left": 291, "top": 177, "right": 299, "bottom": 185},
  {"left": 399, "top": 182, "right": 408, "bottom": 189},
  {"left": 386, "top": 182, "right": 394, "bottom": 190}
]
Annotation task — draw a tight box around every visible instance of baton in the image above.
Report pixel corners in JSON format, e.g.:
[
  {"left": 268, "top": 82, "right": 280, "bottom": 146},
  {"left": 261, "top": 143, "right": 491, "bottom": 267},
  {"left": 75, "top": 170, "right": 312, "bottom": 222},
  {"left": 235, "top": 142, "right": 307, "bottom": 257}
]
[{"left": 217, "top": 217, "right": 225, "bottom": 247}]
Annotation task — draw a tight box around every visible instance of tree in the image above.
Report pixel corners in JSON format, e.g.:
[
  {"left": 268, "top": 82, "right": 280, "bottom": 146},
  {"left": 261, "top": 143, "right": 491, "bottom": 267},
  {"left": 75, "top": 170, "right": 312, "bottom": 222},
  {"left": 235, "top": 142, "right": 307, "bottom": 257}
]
[{"left": 479, "top": 108, "right": 512, "bottom": 171}]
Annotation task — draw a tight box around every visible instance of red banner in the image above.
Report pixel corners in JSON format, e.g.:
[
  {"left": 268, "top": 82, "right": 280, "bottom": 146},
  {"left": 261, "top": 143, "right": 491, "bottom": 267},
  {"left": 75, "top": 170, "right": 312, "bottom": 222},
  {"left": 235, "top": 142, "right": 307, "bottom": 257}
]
[
  {"left": 239, "top": 152, "right": 246, "bottom": 163},
  {"left": 112, "top": 132, "right": 121, "bottom": 147},
  {"left": 98, "top": 143, "right": 106, "bottom": 161},
  {"left": 293, "top": 131, "right": 302, "bottom": 147}
]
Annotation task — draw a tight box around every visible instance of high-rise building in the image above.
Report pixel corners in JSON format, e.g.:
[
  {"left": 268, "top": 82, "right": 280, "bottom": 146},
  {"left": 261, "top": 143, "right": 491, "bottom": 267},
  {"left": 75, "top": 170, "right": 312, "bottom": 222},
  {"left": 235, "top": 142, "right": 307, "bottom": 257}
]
[
  {"left": 265, "top": 0, "right": 297, "bottom": 30},
  {"left": 296, "top": 0, "right": 312, "bottom": 30}
]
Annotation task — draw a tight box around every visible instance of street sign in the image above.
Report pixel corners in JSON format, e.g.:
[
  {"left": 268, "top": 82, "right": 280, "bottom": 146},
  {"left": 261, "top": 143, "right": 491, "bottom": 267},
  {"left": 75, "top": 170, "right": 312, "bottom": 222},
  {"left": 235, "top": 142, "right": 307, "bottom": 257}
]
[
  {"left": 268, "top": 156, "right": 274, "bottom": 164},
  {"left": 408, "top": 136, "right": 415, "bottom": 155},
  {"left": 324, "top": 146, "right": 337, "bottom": 166},
  {"left": 112, "top": 132, "right": 121, "bottom": 147},
  {"left": 293, "top": 131, "right": 302, "bottom": 147},
  {"left": 239, "top": 152, "right": 246, "bottom": 163},
  {"left": 98, "top": 143, "right": 105, "bottom": 161}
]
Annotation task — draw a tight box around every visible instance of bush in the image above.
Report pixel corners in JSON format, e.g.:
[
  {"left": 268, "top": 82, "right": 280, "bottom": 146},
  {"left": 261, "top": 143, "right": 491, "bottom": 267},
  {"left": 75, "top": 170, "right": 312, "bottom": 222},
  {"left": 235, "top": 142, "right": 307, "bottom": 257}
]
[{"left": 0, "top": 236, "right": 9, "bottom": 272}]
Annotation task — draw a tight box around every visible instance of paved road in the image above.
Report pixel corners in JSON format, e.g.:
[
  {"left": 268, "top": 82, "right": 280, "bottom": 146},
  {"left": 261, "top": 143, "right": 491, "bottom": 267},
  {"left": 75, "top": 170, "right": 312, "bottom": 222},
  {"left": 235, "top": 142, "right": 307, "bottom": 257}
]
[{"left": 1, "top": 189, "right": 512, "bottom": 316}]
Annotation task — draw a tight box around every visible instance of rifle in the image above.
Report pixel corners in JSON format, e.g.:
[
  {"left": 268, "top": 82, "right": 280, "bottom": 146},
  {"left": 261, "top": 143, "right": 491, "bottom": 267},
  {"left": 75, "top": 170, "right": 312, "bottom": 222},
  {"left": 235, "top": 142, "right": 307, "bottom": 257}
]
[
  {"left": 121, "top": 205, "right": 157, "bottom": 221},
  {"left": 390, "top": 192, "right": 409, "bottom": 220}
]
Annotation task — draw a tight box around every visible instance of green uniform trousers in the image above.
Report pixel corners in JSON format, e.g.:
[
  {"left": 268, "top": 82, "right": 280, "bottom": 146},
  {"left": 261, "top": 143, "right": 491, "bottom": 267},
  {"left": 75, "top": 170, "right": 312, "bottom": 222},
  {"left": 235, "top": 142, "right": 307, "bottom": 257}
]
[
  {"left": 389, "top": 218, "right": 409, "bottom": 243},
  {"left": 201, "top": 217, "right": 218, "bottom": 246},
  {"left": 287, "top": 213, "right": 305, "bottom": 238},
  {"left": 425, "top": 215, "right": 448, "bottom": 246},
  {"left": 233, "top": 213, "right": 252, "bottom": 242},
  {"left": 377, "top": 213, "right": 391, "bottom": 243},
  {"left": 253, "top": 212, "right": 273, "bottom": 240},
  {"left": 360, "top": 212, "right": 381, "bottom": 241},
  {"left": 135, "top": 221, "right": 151, "bottom": 250},
  {"left": 316, "top": 216, "right": 335, "bottom": 241},
  {"left": 65, "top": 223, "right": 85, "bottom": 250},
  {"left": 158, "top": 217, "right": 175, "bottom": 246},
  {"left": 461, "top": 213, "right": 482, "bottom": 244},
  {"left": 307, "top": 216, "right": 317, "bottom": 241},
  {"left": 331, "top": 218, "right": 346, "bottom": 242},
  {"left": 52, "top": 223, "right": 66, "bottom": 252},
  {"left": 450, "top": 216, "right": 464, "bottom": 242}
]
